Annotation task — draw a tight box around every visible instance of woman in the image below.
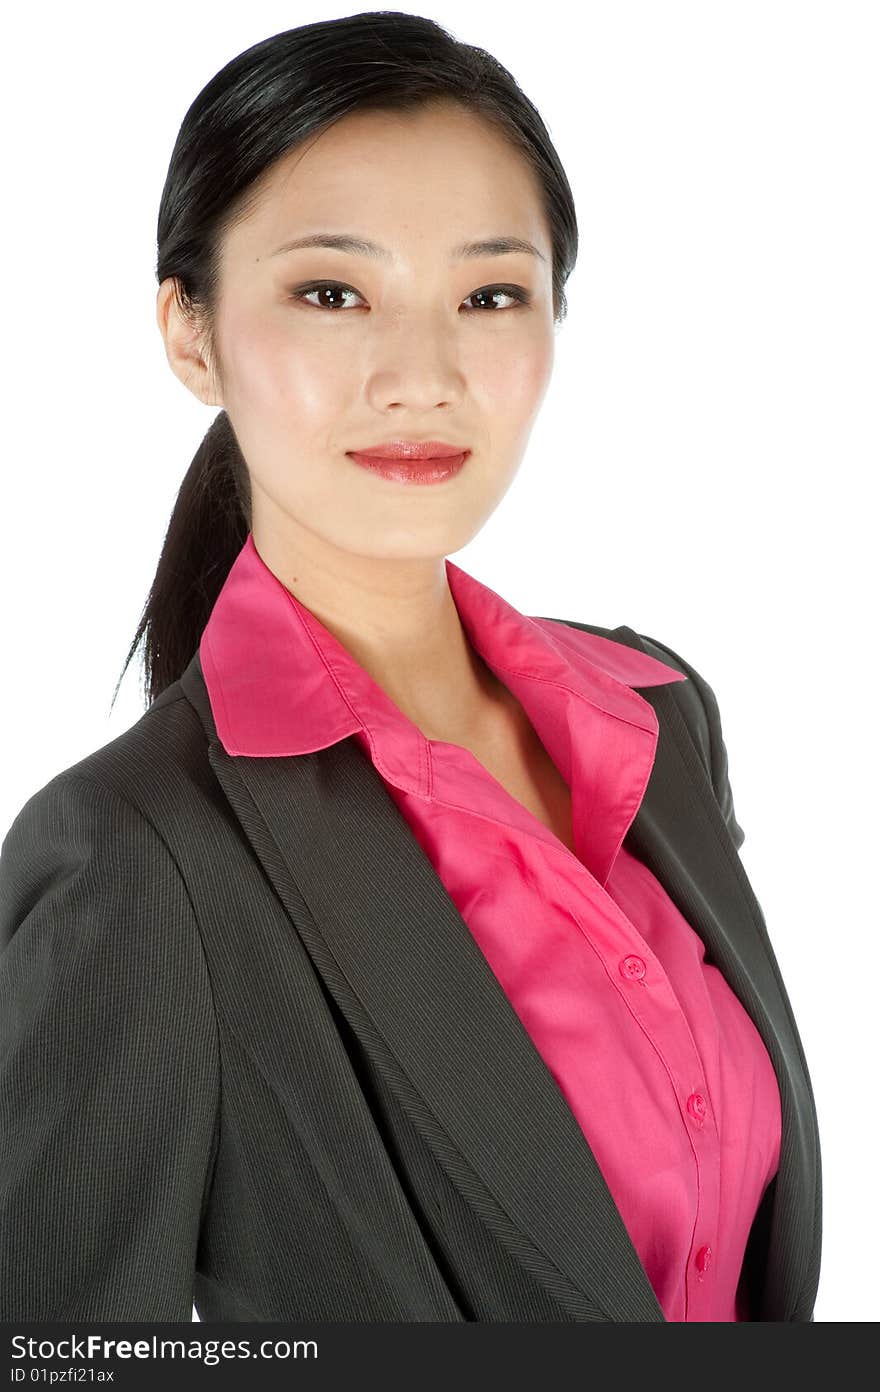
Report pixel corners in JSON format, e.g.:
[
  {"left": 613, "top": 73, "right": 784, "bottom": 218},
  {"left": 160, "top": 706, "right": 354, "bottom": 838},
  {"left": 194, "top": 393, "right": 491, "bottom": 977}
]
[{"left": 0, "top": 12, "right": 820, "bottom": 1323}]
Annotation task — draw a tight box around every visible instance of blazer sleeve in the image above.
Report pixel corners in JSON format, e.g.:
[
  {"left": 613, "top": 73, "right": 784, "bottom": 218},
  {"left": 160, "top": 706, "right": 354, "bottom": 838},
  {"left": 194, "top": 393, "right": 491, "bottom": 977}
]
[
  {"left": 0, "top": 773, "right": 220, "bottom": 1321},
  {"left": 634, "top": 631, "right": 747, "bottom": 851}
]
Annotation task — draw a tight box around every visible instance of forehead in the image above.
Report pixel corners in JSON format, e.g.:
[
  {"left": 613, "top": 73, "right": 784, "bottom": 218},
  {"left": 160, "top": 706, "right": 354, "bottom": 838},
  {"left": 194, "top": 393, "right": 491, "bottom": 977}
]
[{"left": 224, "top": 104, "right": 550, "bottom": 264}]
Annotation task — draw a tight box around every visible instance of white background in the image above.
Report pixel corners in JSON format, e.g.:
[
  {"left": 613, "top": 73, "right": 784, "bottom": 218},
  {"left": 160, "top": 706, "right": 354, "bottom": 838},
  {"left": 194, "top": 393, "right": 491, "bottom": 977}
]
[{"left": 2, "top": 1, "right": 877, "bottom": 1323}]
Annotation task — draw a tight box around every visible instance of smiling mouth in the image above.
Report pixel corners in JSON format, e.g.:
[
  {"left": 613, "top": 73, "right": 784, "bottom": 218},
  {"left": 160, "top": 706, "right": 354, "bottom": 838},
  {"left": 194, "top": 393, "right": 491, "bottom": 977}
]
[{"left": 345, "top": 449, "right": 471, "bottom": 484}]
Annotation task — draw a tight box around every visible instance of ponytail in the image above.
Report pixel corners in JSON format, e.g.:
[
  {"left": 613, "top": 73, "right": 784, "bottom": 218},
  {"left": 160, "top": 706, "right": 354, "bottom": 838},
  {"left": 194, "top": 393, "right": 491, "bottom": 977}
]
[{"left": 112, "top": 411, "right": 250, "bottom": 711}]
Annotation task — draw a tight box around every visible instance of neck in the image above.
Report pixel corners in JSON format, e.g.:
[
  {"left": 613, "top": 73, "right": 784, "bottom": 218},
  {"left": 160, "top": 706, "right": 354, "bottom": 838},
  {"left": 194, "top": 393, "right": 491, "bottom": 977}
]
[{"left": 250, "top": 522, "right": 507, "bottom": 737}]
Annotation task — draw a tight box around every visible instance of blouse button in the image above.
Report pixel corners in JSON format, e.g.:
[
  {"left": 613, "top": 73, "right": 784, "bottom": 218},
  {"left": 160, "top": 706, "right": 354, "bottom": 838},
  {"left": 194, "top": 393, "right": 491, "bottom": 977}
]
[
  {"left": 695, "top": 1245, "right": 712, "bottom": 1278},
  {"left": 619, "top": 954, "right": 647, "bottom": 981},
  {"left": 687, "top": 1092, "right": 708, "bottom": 1122}
]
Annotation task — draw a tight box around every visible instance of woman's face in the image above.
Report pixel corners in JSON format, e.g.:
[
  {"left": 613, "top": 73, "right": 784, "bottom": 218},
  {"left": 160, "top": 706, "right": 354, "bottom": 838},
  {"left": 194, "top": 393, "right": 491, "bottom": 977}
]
[{"left": 170, "top": 102, "right": 556, "bottom": 566}]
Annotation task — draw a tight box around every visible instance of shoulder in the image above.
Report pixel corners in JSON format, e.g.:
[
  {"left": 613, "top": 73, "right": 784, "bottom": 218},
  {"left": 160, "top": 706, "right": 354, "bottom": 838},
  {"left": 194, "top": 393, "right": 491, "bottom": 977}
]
[
  {"left": 0, "top": 716, "right": 221, "bottom": 1140},
  {"left": 539, "top": 614, "right": 714, "bottom": 757},
  {"left": 2, "top": 676, "right": 220, "bottom": 866},
  {"left": 546, "top": 616, "right": 746, "bottom": 849},
  {"left": 53, "top": 678, "right": 210, "bottom": 809},
  {"left": 0, "top": 675, "right": 234, "bottom": 958}
]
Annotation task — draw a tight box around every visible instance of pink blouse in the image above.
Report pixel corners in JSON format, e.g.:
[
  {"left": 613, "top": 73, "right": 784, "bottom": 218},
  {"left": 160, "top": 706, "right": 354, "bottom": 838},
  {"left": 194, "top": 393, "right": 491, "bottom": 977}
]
[{"left": 200, "top": 532, "right": 782, "bottom": 1321}]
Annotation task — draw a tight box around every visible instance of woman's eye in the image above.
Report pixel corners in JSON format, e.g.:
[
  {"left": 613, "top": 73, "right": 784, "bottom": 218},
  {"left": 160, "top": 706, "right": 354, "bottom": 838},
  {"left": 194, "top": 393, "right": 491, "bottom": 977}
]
[
  {"left": 289, "top": 281, "right": 532, "bottom": 312},
  {"left": 462, "top": 285, "right": 532, "bottom": 312},
  {"left": 292, "top": 282, "right": 366, "bottom": 311}
]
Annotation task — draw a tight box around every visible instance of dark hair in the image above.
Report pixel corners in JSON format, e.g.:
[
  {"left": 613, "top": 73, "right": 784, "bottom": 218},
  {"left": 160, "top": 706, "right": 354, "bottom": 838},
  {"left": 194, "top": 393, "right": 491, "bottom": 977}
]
[{"left": 113, "top": 9, "right": 579, "bottom": 711}]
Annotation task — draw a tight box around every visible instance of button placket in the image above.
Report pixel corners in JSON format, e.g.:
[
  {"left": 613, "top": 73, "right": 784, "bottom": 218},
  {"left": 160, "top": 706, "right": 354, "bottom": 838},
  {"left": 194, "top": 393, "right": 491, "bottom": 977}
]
[{"left": 564, "top": 895, "right": 725, "bottom": 1320}]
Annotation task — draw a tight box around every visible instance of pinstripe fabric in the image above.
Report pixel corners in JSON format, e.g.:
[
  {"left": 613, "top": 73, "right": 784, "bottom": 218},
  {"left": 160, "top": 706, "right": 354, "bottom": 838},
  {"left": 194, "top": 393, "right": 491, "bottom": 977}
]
[{"left": 0, "top": 621, "right": 821, "bottom": 1322}]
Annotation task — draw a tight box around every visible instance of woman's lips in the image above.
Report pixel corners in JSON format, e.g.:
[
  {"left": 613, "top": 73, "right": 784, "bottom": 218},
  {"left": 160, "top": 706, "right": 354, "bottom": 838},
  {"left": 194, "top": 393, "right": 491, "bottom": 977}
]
[
  {"left": 346, "top": 449, "right": 471, "bottom": 484},
  {"left": 349, "top": 440, "right": 468, "bottom": 458}
]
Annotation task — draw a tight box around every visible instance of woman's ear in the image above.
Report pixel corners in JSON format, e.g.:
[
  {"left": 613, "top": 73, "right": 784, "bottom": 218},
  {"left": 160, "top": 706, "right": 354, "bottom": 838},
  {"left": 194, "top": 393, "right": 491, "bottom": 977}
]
[{"left": 155, "top": 277, "right": 224, "bottom": 408}]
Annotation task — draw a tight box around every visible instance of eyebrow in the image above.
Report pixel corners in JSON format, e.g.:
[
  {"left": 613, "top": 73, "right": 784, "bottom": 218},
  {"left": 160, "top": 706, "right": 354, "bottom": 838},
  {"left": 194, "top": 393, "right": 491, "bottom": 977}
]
[{"left": 268, "top": 232, "right": 547, "bottom": 263}]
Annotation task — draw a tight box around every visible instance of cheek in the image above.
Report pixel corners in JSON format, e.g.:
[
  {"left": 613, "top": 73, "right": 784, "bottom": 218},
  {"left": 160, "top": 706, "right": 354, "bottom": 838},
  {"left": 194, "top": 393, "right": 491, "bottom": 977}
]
[
  {"left": 219, "top": 306, "right": 343, "bottom": 426},
  {"left": 471, "top": 333, "right": 554, "bottom": 422}
]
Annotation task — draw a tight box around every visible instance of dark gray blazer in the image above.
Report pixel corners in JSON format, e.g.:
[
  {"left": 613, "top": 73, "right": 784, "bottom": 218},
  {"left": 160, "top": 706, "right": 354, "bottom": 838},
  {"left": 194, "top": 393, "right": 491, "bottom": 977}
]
[{"left": 0, "top": 620, "right": 822, "bottom": 1323}]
